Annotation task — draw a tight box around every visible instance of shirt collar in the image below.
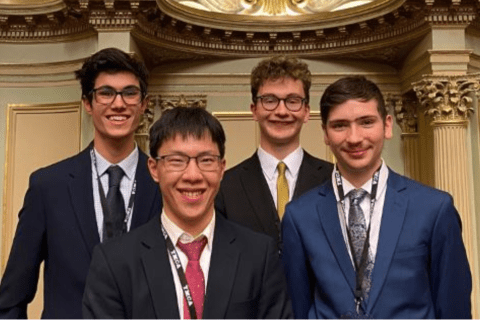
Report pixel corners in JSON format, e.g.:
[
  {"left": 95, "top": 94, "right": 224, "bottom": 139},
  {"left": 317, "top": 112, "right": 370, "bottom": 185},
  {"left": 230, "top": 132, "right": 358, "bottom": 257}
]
[
  {"left": 94, "top": 144, "right": 139, "bottom": 180},
  {"left": 257, "top": 146, "right": 304, "bottom": 180},
  {"left": 161, "top": 211, "right": 216, "bottom": 251},
  {"left": 332, "top": 160, "right": 389, "bottom": 201}
]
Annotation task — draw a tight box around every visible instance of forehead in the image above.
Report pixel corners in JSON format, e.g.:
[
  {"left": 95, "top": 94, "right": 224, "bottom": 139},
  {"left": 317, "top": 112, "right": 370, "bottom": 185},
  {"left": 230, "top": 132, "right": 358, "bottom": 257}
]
[
  {"left": 159, "top": 132, "right": 219, "bottom": 154},
  {"left": 258, "top": 77, "right": 304, "bottom": 95},
  {"left": 327, "top": 99, "right": 380, "bottom": 121},
  {"left": 94, "top": 71, "right": 139, "bottom": 88}
]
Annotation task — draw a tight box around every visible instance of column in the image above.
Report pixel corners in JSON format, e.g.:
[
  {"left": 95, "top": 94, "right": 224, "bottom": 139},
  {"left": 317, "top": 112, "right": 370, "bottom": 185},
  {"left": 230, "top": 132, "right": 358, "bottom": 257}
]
[
  {"left": 413, "top": 74, "right": 479, "bottom": 317},
  {"left": 387, "top": 94, "right": 421, "bottom": 181}
]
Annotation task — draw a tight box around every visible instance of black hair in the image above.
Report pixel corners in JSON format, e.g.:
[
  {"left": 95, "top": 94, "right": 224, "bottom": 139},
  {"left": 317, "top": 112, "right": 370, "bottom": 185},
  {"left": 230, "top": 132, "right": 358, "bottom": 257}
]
[{"left": 149, "top": 107, "right": 226, "bottom": 159}]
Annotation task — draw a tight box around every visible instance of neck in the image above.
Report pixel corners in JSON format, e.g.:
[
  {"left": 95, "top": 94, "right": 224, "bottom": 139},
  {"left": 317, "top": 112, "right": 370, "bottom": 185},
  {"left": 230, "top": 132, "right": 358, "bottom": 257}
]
[
  {"left": 93, "top": 136, "right": 136, "bottom": 164},
  {"left": 165, "top": 209, "right": 214, "bottom": 238},
  {"left": 259, "top": 138, "right": 300, "bottom": 160}
]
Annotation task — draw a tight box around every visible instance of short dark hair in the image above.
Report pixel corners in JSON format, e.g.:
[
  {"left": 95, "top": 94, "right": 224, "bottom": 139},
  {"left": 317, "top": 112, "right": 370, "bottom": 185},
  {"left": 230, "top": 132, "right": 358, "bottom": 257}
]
[
  {"left": 320, "top": 76, "right": 387, "bottom": 126},
  {"left": 75, "top": 47, "right": 149, "bottom": 104},
  {"left": 251, "top": 56, "right": 311, "bottom": 103},
  {"left": 149, "top": 107, "right": 226, "bottom": 159}
]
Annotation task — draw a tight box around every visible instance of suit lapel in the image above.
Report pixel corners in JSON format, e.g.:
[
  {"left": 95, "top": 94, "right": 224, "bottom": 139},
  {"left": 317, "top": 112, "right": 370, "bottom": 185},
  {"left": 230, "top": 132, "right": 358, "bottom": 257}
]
[
  {"left": 69, "top": 146, "right": 100, "bottom": 257},
  {"left": 239, "top": 154, "right": 278, "bottom": 238},
  {"left": 366, "top": 170, "right": 408, "bottom": 313},
  {"left": 141, "top": 217, "right": 180, "bottom": 319},
  {"left": 293, "top": 152, "right": 329, "bottom": 198},
  {"left": 317, "top": 182, "right": 357, "bottom": 292},
  {"left": 203, "top": 215, "right": 240, "bottom": 319},
  {"left": 131, "top": 150, "right": 159, "bottom": 229}
]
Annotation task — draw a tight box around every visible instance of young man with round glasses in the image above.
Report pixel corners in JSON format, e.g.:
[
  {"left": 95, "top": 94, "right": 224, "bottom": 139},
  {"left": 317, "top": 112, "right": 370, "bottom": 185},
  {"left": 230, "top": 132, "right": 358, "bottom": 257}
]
[
  {"left": 215, "top": 56, "right": 333, "bottom": 253},
  {"left": 82, "top": 106, "right": 292, "bottom": 319},
  {"left": 0, "top": 48, "right": 162, "bottom": 318}
]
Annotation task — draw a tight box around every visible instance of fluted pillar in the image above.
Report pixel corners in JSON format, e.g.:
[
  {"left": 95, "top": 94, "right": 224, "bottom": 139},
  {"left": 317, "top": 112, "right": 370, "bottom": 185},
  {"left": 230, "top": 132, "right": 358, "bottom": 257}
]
[
  {"left": 387, "top": 94, "right": 421, "bottom": 181},
  {"left": 414, "top": 74, "right": 479, "bottom": 317}
]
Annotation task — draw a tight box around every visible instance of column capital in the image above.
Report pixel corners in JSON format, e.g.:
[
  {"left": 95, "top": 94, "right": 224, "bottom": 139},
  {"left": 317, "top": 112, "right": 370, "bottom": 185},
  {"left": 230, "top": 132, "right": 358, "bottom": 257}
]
[
  {"left": 386, "top": 93, "right": 419, "bottom": 134},
  {"left": 413, "top": 74, "right": 479, "bottom": 123}
]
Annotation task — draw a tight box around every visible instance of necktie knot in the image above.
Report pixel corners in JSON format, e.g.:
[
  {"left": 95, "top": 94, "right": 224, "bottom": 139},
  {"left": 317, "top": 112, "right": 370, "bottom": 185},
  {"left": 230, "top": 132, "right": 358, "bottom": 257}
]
[
  {"left": 277, "top": 161, "right": 287, "bottom": 175},
  {"left": 107, "top": 165, "right": 124, "bottom": 188},
  {"left": 349, "top": 188, "right": 368, "bottom": 204},
  {"left": 177, "top": 237, "right": 207, "bottom": 261}
]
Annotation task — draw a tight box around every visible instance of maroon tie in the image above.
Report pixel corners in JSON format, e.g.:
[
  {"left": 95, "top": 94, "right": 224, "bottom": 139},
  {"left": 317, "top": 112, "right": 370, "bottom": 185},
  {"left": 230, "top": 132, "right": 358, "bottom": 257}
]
[{"left": 177, "top": 237, "right": 208, "bottom": 319}]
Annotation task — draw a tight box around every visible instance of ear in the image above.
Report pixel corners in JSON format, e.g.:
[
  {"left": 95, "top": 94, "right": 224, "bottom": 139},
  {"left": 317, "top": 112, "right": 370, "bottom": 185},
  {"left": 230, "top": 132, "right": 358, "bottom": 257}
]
[
  {"left": 141, "top": 95, "right": 149, "bottom": 114},
  {"left": 83, "top": 98, "right": 93, "bottom": 115},
  {"left": 384, "top": 115, "right": 393, "bottom": 140},
  {"left": 147, "top": 157, "right": 160, "bottom": 183},
  {"left": 219, "top": 158, "right": 226, "bottom": 179},
  {"left": 250, "top": 102, "right": 259, "bottom": 121},
  {"left": 303, "top": 103, "right": 310, "bottom": 123},
  {"left": 322, "top": 124, "right": 330, "bottom": 146}
]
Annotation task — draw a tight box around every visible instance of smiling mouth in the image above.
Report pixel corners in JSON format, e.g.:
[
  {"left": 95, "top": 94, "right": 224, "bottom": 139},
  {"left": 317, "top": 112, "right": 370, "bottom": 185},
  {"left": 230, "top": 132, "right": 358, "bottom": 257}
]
[
  {"left": 107, "top": 115, "right": 129, "bottom": 121},
  {"left": 180, "top": 190, "right": 204, "bottom": 201}
]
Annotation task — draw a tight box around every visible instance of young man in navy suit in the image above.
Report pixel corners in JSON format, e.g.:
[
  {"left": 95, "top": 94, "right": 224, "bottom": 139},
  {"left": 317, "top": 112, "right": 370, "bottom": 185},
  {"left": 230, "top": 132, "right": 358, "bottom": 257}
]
[
  {"left": 0, "top": 48, "right": 162, "bottom": 318},
  {"left": 216, "top": 56, "right": 333, "bottom": 252},
  {"left": 282, "top": 76, "right": 472, "bottom": 318},
  {"left": 82, "top": 107, "right": 292, "bottom": 319}
]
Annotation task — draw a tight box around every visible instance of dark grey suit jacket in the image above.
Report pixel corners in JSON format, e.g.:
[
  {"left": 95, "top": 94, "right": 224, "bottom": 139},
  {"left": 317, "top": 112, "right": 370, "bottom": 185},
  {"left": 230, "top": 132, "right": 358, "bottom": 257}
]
[
  {"left": 0, "top": 146, "right": 162, "bottom": 319},
  {"left": 82, "top": 214, "right": 293, "bottom": 319},
  {"left": 215, "top": 150, "right": 333, "bottom": 251}
]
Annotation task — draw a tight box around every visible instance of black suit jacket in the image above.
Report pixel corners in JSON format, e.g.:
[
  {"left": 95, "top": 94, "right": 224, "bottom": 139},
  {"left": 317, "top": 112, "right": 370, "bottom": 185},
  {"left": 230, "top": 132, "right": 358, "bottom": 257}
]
[
  {"left": 0, "top": 146, "right": 162, "bottom": 319},
  {"left": 82, "top": 214, "right": 293, "bottom": 319},
  {"left": 215, "top": 150, "right": 333, "bottom": 250}
]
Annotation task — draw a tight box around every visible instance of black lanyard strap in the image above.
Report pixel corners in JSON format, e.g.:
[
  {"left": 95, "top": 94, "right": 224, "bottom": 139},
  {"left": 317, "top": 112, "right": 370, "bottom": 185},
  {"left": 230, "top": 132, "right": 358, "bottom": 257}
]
[
  {"left": 161, "top": 223, "right": 199, "bottom": 319},
  {"left": 335, "top": 166, "right": 381, "bottom": 316},
  {"left": 90, "top": 148, "right": 136, "bottom": 238}
]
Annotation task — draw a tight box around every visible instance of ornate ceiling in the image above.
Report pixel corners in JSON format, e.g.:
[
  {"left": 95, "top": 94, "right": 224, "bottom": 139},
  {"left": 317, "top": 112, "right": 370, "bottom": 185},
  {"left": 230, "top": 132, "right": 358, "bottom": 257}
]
[{"left": 0, "top": 0, "right": 478, "bottom": 68}]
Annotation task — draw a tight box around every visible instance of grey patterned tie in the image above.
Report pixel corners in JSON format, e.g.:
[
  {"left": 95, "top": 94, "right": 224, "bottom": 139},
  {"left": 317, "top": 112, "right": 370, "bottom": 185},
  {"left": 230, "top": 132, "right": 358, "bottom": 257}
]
[{"left": 348, "top": 188, "right": 373, "bottom": 296}]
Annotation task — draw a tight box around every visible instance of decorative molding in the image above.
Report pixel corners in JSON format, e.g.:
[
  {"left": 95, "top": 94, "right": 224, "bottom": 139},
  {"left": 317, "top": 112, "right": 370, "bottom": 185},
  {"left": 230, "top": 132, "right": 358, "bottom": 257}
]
[
  {"left": 154, "top": 94, "right": 207, "bottom": 112},
  {"left": 387, "top": 92, "right": 418, "bottom": 133},
  {"left": 413, "top": 74, "right": 479, "bottom": 123},
  {"left": 134, "top": 99, "right": 155, "bottom": 154}
]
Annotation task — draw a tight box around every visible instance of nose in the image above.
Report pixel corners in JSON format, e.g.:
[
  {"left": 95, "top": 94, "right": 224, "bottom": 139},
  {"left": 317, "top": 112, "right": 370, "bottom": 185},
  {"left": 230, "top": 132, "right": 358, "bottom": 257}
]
[
  {"left": 274, "top": 99, "right": 289, "bottom": 116},
  {"left": 346, "top": 124, "right": 362, "bottom": 144},
  {"left": 182, "top": 158, "right": 203, "bottom": 182},
  {"left": 111, "top": 92, "right": 126, "bottom": 109}
]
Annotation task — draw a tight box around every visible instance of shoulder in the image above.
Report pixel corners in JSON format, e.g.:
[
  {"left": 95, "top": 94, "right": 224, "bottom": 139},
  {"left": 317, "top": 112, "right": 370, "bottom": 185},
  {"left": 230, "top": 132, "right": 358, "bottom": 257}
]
[
  {"left": 388, "top": 170, "right": 452, "bottom": 201},
  {"left": 218, "top": 215, "right": 275, "bottom": 249},
  {"left": 221, "top": 154, "right": 258, "bottom": 182},
  {"left": 302, "top": 150, "right": 333, "bottom": 168}
]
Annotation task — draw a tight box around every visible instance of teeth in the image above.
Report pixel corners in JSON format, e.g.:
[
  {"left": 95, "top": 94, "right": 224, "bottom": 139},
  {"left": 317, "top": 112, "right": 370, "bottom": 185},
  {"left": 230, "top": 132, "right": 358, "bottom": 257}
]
[
  {"left": 182, "top": 191, "right": 202, "bottom": 197},
  {"left": 108, "top": 115, "right": 127, "bottom": 121}
]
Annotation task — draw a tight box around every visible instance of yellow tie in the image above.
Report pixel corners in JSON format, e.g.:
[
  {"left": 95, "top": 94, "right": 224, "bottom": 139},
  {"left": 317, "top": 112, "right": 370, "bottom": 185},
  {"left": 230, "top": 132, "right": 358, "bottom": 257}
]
[{"left": 277, "top": 162, "right": 289, "bottom": 220}]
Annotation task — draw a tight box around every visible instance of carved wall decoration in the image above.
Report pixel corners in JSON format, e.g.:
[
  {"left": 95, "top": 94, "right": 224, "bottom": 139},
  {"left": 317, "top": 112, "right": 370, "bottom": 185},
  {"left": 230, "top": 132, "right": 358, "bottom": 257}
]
[
  {"left": 387, "top": 92, "right": 418, "bottom": 134},
  {"left": 157, "top": 94, "right": 207, "bottom": 112},
  {"left": 413, "top": 75, "right": 479, "bottom": 123},
  {"left": 134, "top": 99, "right": 156, "bottom": 154}
]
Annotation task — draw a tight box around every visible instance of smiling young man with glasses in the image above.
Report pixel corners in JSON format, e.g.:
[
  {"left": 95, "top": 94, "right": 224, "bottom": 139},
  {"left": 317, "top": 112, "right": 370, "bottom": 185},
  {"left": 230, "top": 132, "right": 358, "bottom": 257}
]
[
  {"left": 0, "top": 48, "right": 162, "bottom": 318},
  {"left": 215, "top": 56, "right": 333, "bottom": 253},
  {"left": 82, "top": 106, "right": 292, "bottom": 319}
]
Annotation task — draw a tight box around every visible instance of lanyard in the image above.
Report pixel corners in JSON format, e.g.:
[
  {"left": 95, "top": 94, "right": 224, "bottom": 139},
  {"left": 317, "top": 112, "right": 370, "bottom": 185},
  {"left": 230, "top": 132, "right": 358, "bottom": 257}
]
[
  {"left": 161, "top": 224, "right": 200, "bottom": 319},
  {"left": 335, "top": 166, "right": 380, "bottom": 316},
  {"left": 90, "top": 148, "right": 136, "bottom": 239}
]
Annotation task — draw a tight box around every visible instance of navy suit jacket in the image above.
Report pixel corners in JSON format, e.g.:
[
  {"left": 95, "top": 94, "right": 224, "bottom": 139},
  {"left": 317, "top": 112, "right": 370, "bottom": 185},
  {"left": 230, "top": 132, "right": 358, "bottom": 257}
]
[
  {"left": 82, "top": 213, "right": 293, "bottom": 319},
  {"left": 215, "top": 151, "right": 333, "bottom": 251},
  {"left": 0, "top": 146, "right": 162, "bottom": 319},
  {"left": 282, "top": 170, "right": 471, "bottom": 319}
]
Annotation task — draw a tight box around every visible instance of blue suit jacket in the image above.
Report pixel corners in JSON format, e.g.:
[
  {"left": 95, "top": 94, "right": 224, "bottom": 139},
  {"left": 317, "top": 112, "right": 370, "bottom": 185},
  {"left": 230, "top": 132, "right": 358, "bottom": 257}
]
[
  {"left": 0, "top": 146, "right": 162, "bottom": 319},
  {"left": 282, "top": 170, "right": 471, "bottom": 319}
]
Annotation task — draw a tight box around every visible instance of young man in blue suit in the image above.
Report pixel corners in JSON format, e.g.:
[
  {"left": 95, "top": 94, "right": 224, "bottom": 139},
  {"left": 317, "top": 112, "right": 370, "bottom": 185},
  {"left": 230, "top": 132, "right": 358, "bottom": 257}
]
[
  {"left": 0, "top": 48, "right": 162, "bottom": 318},
  {"left": 82, "top": 107, "right": 292, "bottom": 319},
  {"left": 216, "top": 56, "right": 333, "bottom": 253},
  {"left": 282, "top": 76, "right": 472, "bottom": 318}
]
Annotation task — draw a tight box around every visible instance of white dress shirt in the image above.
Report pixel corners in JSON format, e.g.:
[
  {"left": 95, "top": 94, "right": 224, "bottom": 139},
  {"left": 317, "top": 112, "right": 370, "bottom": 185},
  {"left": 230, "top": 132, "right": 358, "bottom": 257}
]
[
  {"left": 257, "top": 146, "right": 304, "bottom": 208},
  {"left": 91, "top": 146, "right": 138, "bottom": 241},
  {"left": 161, "top": 212, "right": 215, "bottom": 319},
  {"left": 332, "top": 161, "right": 389, "bottom": 267}
]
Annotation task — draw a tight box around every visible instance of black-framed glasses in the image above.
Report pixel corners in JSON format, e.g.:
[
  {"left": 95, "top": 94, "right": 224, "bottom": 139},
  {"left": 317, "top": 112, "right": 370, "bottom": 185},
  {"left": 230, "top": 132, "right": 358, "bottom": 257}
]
[
  {"left": 91, "top": 86, "right": 143, "bottom": 106},
  {"left": 256, "top": 95, "right": 306, "bottom": 111},
  {"left": 156, "top": 154, "right": 222, "bottom": 172}
]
